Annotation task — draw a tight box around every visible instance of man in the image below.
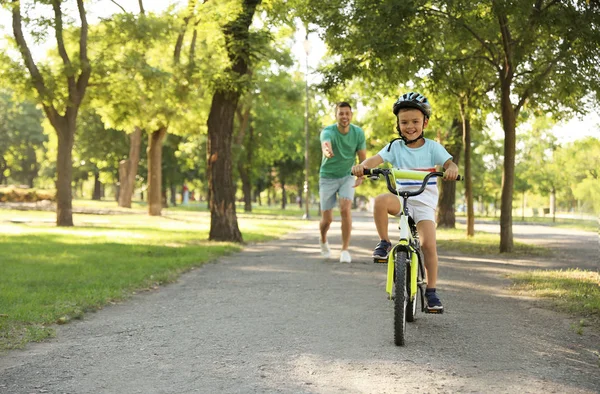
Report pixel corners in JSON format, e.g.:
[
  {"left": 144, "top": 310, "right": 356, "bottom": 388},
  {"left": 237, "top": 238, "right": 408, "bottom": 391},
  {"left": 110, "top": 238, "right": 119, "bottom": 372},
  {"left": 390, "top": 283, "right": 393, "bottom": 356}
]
[{"left": 319, "top": 102, "right": 367, "bottom": 263}]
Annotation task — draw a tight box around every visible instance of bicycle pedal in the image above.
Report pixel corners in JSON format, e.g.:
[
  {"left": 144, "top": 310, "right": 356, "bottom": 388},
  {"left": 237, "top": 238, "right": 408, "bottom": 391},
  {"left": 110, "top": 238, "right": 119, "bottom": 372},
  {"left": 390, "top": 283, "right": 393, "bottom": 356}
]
[
  {"left": 373, "top": 257, "right": 388, "bottom": 264},
  {"left": 424, "top": 308, "right": 444, "bottom": 314}
]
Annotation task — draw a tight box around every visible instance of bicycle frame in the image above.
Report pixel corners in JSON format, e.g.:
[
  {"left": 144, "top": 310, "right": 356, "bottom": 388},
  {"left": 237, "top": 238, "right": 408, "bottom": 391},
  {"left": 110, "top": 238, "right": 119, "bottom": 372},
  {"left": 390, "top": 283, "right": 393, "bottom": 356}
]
[{"left": 383, "top": 169, "right": 427, "bottom": 301}]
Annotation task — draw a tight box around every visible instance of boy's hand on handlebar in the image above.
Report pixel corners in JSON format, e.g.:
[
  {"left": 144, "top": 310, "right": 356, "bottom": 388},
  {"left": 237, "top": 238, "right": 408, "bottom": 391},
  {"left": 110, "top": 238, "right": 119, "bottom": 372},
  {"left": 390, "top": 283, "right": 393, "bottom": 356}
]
[
  {"left": 443, "top": 164, "right": 459, "bottom": 180},
  {"left": 352, "top": 163, "right": 368, "bottom": 177}
]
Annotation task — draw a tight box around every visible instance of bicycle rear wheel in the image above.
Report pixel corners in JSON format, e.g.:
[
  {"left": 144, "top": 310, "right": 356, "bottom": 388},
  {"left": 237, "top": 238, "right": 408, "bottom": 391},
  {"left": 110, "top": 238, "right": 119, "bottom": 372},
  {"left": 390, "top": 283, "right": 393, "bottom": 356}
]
[{"left": 394, "top": 250, "right": 409, "bottom": 346}]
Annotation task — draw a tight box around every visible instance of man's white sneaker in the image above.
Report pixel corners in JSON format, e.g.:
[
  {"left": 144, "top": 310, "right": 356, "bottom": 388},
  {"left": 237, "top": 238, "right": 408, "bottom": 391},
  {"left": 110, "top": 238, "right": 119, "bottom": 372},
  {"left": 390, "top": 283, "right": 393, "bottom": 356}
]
[
  {"left": 320, "top": 242, "right": 331, "bottom": 258},
  {"left": 340, "top": 250, "right": 352, "bottom": 263}
]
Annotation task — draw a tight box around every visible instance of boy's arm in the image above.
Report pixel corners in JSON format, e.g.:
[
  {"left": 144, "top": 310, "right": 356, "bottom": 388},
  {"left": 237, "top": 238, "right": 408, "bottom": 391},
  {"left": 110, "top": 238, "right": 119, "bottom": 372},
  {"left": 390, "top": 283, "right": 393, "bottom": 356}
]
[
  {"left": 442, "top": 159, "right": 459, "bottom": 180},
  {"left": 352, "top": 154, "right": 384, "bottom": 177}
]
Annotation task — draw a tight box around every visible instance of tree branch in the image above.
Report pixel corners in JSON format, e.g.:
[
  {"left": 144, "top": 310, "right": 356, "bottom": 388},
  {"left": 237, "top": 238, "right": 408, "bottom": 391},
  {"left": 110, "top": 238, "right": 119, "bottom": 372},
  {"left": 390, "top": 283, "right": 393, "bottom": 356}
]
[
  {"left": 109, "top": 0, "right": 127, "bottom": 13},
  {"left": 74, "top": 0, "right": 91, "bottom": 108},
  {"left": 52, "top": 0, "right": 76, "bottom": 100},
  {"left": 10, "top": 0, "right": 59, "bottom": 124},
  {"left": 494, "top": 2, "right": 514, "bottom": 81},
  {"left": 422, "top": 6, "right": 500, "bottom": 73},
  {"left": 174, "top": 0, "right": 202, "bottom": 64},
  {"left": 515, "top": 60, "right": 556, "bottom": 113}
]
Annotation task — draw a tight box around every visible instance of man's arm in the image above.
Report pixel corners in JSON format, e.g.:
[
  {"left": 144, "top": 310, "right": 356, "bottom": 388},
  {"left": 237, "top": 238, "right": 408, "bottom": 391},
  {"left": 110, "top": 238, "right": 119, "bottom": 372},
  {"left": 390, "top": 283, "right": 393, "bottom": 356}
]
[
  {"left": 322, "top": 140, "right": 334, "bottom": 158},
  {"left": 357, "top": 149, "right": 367, "bottom": 164}
]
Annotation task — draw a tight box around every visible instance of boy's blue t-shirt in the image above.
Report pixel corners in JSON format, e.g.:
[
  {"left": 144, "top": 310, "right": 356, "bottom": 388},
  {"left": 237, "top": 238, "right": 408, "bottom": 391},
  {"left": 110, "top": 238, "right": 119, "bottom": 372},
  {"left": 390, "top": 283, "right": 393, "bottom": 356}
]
[
  {"left": 377, "top": 138, "right": 452, "bottom": 208},
  {"left": 320, "top": 124, "right": 366, "bottom": 179}
]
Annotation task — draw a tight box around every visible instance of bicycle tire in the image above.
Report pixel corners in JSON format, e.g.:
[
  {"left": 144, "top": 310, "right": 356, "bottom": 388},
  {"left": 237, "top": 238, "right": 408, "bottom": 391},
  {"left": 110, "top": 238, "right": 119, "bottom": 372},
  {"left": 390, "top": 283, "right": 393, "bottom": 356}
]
[{"left": 394, "top": 250, "right": 409, "bottom": 346}]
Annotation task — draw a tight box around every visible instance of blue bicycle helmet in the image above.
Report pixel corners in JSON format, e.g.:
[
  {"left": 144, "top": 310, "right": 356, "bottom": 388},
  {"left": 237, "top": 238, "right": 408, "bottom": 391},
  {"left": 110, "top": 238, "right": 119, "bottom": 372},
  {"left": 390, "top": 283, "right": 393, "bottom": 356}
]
[
  {"left": 388, "top": 92, "right": 431, "bottom": 149},
  {"left": 392, "top": 92, "right": 432, "bottom": 119}
]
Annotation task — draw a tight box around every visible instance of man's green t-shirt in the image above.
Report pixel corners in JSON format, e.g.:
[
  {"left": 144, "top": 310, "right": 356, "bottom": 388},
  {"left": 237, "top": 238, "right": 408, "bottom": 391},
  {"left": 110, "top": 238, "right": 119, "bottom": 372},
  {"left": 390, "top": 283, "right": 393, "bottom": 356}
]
[{"left": 320, "top": 123, "right": 366, "bottom": 179}]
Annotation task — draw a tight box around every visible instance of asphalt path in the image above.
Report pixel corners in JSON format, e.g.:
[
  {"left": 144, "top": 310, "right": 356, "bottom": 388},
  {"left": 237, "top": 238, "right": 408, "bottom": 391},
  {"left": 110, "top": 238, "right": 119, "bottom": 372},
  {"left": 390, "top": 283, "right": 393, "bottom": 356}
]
[{"left": 1, "top": 212, "right": 599, "bottom": 393}]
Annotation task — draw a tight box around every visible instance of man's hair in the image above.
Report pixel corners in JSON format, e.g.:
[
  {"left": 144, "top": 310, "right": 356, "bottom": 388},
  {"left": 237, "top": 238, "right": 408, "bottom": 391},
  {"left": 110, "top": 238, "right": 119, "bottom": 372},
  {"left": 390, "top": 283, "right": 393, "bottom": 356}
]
[{"left": 335, "top": 102, "right": 352, "bottom": 112}]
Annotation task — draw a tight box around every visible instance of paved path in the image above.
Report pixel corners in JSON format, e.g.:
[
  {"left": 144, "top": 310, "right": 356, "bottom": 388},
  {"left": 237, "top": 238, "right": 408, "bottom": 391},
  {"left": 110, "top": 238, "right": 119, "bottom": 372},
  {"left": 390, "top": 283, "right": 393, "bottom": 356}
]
[{"left": 1, "top": 214, "right": 599, "bottom": 393}]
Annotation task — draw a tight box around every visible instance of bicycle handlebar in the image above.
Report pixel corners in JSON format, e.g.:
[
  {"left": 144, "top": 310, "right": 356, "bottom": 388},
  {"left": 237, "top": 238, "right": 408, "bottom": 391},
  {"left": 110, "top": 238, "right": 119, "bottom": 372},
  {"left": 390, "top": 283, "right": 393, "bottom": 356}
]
[{"left": 363, "top": 168, "right": 463, "bottom": 197}]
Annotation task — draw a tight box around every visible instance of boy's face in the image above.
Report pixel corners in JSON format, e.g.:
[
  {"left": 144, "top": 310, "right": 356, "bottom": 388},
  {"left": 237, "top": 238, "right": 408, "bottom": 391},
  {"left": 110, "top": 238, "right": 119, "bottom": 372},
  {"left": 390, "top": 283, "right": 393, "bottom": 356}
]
[
  {"left": 397, "top": 108, "right": 428, "bottom": 141},
  {"left": 336, "top": 106, "right": 353, "bottom": 128}
]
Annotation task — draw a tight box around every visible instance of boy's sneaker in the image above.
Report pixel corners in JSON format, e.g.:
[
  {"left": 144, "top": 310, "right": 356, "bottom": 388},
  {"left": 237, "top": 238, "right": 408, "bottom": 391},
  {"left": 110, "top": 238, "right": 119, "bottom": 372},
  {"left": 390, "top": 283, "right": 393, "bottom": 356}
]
[
  {"left": 340, "top": 250, "right": 352, "bottom": 263},
  {"left": 320, "top": 242, "right": 331, "bottom": 258},
  {"left": 425, "top": 288, "right": 444, "bottom": 313},
  {"left": 372, "top": 240, "right": 392, "bottom": 258}
]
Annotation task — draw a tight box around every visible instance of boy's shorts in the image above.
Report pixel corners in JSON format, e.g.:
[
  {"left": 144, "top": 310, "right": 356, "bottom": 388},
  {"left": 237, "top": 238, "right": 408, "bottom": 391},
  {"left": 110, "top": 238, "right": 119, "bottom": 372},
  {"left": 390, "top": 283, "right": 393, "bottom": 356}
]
[
  {"left": 319, "top": 175, "right": 355, "bottom": 211},
  {"left": 393, "top": 199, "right": 436, "bottom": 223}
]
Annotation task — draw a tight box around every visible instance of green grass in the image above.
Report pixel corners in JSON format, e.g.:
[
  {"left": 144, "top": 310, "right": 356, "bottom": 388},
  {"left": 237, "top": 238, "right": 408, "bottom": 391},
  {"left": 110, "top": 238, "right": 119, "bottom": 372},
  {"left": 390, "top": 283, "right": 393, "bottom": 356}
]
[
  {"left": 436, "top": 228, "right": 551, "bottom": 256},
  {"left": 457, "top": 213, "right": 598, "bottom": 233},
  {"left": 0, "top": 208, "right": 307, "bottom": 351},
  {"left": 0, "top": 201, "right": 595, "bottom": 351},
  {"left": 509, "top": 269, "right": 600, "bottom": 331}
]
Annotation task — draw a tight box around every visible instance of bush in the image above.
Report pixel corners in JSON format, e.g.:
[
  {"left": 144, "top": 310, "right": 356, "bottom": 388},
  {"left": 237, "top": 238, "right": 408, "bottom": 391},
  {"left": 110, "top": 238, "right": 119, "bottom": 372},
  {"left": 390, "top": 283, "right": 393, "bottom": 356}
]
[{"left": 0, "top": 186, "right": 56, "bottom": 203}]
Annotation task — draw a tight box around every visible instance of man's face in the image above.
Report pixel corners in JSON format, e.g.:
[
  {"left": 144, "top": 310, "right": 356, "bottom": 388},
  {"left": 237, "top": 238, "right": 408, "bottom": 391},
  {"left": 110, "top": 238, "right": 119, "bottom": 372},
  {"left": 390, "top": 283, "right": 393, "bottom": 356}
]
[
  {"left": 336, "top": 106, "right": 353, "bottom": 128},
  {"left": 398, "top": 109, "right": 428, "bottom": 141}
]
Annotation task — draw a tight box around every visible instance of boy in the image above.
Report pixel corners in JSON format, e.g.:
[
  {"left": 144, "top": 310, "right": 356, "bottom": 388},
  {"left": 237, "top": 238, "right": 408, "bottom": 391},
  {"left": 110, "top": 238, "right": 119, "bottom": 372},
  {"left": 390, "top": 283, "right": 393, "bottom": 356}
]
[{"left": 351, "top": 92, "right": 458, "bottom": 312}]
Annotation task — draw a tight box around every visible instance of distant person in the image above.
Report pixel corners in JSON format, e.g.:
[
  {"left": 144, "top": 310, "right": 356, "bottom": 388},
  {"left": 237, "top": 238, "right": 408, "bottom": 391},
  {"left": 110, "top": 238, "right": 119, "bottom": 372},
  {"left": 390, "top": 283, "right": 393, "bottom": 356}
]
[
  {"left": 352, "top": 92, "right": 458, "bottom": 312},
  {"left": 182, "top": 184, "right": 189, "bottom": 205},
  {"left": 319, "top": 102, "right": 367, "bottom": 263}
]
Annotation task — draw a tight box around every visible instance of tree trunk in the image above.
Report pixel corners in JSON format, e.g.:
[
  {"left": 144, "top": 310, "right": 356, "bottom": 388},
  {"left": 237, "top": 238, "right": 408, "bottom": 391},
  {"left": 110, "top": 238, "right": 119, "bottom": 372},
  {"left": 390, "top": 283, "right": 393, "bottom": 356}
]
[
  {"left": 55, "top": 119, "right": 75, "bottom": 226},
  {"left": 147, "top": 126, "right": 167, "bottom": 216},
  {"left": 207, "top": 90, "right": 243, "bottom": 242},
  {"left": 0, "top": 156, "right": 7, "bottom": 184},
  {"left": 170, "top": 183, "right": 177, "bottom": 206},
  {"left": 281, "top": 179, "right": 287, "bottom": 210},
  {"left": 239, "top": 160, "right": 252, "bottom": 213},
  {"left": 240, "top": 123, "right": 254, "bottom": 213},
  {"left": 499, "top": 80, "right": 516, "bottom": 253},
  {"left": 206, "top": 0, "right": 260, "bottom": 242},
  {"left": 437, "top": 118, "right": 462, "bottom": 228},
  {"left": 460, "top": 105, "right": 474, "bottom": 237},
  {"left": 92, "top": 171, "right": 102, "bottom": 200},
  {"left": 118, "top": 127, "right": 142, "bottom": 208}
]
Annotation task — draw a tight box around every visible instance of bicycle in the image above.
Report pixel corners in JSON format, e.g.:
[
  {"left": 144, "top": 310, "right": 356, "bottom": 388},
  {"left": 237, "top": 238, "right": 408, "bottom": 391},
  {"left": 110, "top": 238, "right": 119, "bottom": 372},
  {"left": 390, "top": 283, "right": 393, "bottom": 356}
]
[{"left": 363, "top": 167, "right": 462, "bottom": 346}]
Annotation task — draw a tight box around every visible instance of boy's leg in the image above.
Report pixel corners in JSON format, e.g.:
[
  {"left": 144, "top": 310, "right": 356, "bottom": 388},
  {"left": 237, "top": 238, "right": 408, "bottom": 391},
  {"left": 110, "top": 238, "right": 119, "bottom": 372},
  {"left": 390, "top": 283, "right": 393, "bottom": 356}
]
[
  {"left": 373, "top": 193, "right": 401, "bottom": 241},
  {"left": 416, "top": 220, "right": 438, "bottom": 288},
  {"left": 372, "top": 194, "right": 400, "bottom": 258}
]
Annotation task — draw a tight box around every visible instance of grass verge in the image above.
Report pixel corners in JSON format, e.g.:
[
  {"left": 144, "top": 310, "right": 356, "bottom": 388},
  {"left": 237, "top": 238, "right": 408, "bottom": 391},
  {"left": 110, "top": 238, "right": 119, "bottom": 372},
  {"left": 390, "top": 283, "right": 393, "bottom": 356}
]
[
  {"left": 508, "top": 269, "right": 600, "bottom": 332},
  {"left": 436, "top": 228, "right": 551, "bottom": 257},
  {"left": 0, "top": 209, "right": 307, "bottom": 351}
]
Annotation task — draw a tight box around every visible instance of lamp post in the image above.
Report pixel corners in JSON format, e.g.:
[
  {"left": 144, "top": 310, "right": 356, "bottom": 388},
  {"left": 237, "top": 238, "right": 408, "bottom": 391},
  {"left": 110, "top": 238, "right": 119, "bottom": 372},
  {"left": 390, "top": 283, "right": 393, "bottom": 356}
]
[{"left": 303, "top": 29, "right": 311, "bottom": 220}]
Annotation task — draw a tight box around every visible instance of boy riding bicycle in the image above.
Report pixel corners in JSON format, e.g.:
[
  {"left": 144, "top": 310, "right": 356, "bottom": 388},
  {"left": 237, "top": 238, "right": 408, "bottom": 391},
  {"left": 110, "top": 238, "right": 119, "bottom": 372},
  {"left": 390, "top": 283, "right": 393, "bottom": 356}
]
[{"left": 352, "top": 92, "right": 458, "bottom": 312}]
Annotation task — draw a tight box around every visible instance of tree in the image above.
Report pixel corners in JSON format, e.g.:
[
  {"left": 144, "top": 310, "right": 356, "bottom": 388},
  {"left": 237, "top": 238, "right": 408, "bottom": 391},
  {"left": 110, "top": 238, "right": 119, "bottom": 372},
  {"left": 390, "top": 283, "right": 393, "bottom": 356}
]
[
  {"left": 90, "top": 1, "right": 215, "bottom": 213},
  {"left": 4, "top": 0, "right": 91, "bottom": 225},
  {"left": 303, "top": 0, "right": 600, "bottom": 252},
  {"left": 0, "top": 91, "right": 46, "bottom": 186},
  {"left": 207, "top": 0, "right": 262, "bottom": 242}
]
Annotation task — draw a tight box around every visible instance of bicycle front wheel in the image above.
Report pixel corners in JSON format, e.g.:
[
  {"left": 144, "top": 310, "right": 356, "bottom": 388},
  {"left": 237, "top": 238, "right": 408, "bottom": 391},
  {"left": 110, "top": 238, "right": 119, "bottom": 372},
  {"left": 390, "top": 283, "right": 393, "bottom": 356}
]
[{"left": 394, "top": 250, "right": 409, "bottom": 346}]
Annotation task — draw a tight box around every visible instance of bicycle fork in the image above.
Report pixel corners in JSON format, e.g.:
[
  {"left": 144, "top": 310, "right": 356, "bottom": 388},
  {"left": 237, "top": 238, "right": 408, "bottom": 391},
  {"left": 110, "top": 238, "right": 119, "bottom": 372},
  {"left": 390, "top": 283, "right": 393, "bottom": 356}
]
[{"left": 385, "top": 243, "right": 419, "bottom": 301}]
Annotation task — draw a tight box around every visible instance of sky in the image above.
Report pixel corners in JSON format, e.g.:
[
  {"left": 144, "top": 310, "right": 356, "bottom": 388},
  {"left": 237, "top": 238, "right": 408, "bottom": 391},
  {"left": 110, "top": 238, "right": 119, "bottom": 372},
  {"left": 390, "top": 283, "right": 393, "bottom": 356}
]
[{"left": 0, "top": 1, "right": 597, "bottom": 143}]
